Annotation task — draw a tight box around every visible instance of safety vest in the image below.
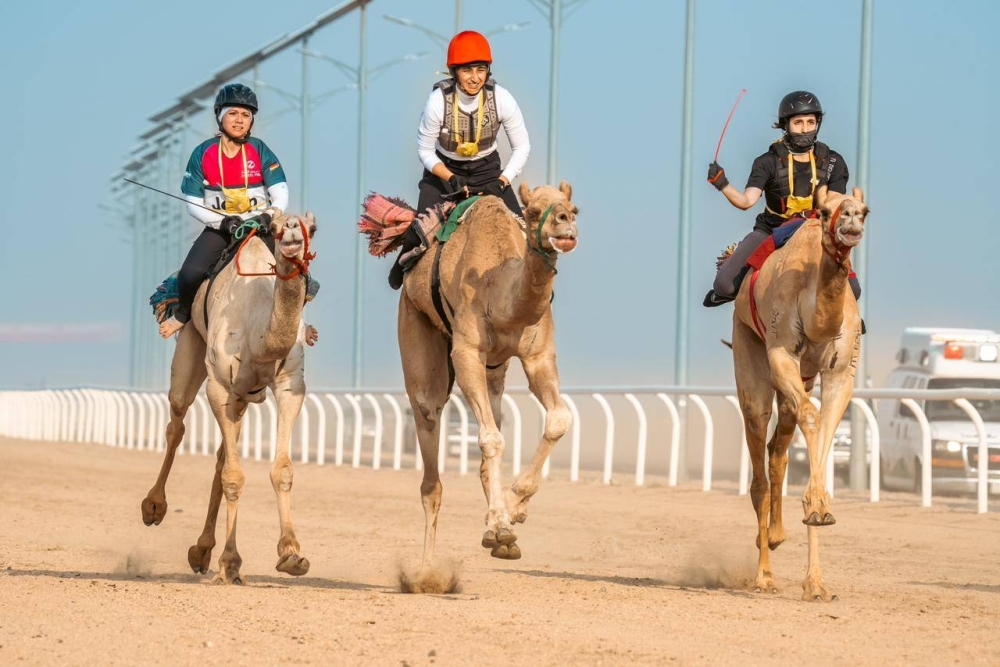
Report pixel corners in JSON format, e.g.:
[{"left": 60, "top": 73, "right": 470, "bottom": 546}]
[
  {"left": 434, "top": 77, "right": 500, "bottom": 156},
  {"left": 766, "top": 141, "right": 835, "bottom": 219}
]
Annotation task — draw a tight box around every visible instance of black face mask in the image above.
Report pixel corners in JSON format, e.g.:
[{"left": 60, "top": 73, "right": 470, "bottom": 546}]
[{"left": 786, "top": 129, "right": 818, "bottom": 152}]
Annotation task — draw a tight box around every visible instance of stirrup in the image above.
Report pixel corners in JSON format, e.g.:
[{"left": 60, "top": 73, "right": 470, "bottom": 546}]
[{"left": 703, "top": 289, "right": 734, "bottom": 308}]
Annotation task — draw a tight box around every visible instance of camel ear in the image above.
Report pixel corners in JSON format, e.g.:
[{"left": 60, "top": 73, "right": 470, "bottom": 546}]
[
  {"left": 518, "top": 181, "right": 531, "bottom": 206},
  {"left": 852, "top": 187, "right": 865, "bottom": 204},
  {"left": 559, "top": 180, "right": 572, "bottom": 201},
  {"left": 305, "top": 211, "right": 317, "bottom": 237},
  {"left": 269, "top": 214, "right": 286, "bottom": 237},
  {"left": 814, "top": 185, "right": 829, "bottom": 208}
]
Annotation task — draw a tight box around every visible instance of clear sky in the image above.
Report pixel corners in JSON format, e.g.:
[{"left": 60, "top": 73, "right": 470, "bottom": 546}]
[{"left": 1, "top": 0, "right": 998, "bottom": 390}]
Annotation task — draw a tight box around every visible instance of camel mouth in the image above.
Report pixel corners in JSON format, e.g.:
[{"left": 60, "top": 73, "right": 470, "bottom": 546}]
[
  {"left": 279, "top": 240, "right": 304, "bottom": 259},
  {"left": 549, "top": 236, "right": 578, "bottom": 254},
  {"left": 837, "top": 228, "right": 863, "bottom": 247}
]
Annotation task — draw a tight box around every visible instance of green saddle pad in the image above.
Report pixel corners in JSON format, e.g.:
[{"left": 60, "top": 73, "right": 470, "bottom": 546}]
[{"left": 436, "top": 196, "right": 482, "bottom": 243}]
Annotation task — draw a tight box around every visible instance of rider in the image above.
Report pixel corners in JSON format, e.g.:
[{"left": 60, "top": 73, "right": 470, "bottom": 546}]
[
  {"left": 388, "top": 30, "right": 531, "bottom": 289},
  {"left": 704, "top": 90, "right": 861, "bottom": 307},
  {"left": 159, "top": 83, "right": 289, "bottom": 338}
]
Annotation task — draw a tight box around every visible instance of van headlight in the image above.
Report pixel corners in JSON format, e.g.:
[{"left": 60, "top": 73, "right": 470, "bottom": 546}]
[
  {"left": 932, "top": 440, "right": 963, "bottom": 454},
  {"left": 979, "top": 344, "right": 999, "bottom": 362}
]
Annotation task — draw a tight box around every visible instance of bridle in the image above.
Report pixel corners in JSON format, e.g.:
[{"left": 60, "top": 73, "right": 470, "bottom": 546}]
[{"left": 235, "top": 218, "right": 316, "bottom": 281}]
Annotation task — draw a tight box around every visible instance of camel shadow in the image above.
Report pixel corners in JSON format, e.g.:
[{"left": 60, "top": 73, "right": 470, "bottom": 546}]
[
  {"left": 908, "top": 580, "right": 1000, "bottom": 594},
  {"left": 496, "top": 568, "right": 756, "bottom": 599},
  {"left": 3, "top": 567, "right": 383, "bottom": 592}
]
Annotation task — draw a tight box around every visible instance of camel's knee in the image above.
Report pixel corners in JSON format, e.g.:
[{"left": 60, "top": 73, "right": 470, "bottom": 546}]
[
  {"left": 270, "top": 458, "right": 293, "bottom": 493},
  {"left": 412, "top": 397, "right": 442, "bottom": 432},
  {"left": 797, "top": 402, "right": 820, "bottom": 436},
  {"left": 544, "top": 404, "right": 571, "bottom": 441},
  {"left": 420, "top": 475, "right": 442, "bottom": 499},
  {"left": 221, "top": 466, "right": 245, "bottom": 502},
  {"left": 479, "top": 430, "right": 505, "bottom": 459}
]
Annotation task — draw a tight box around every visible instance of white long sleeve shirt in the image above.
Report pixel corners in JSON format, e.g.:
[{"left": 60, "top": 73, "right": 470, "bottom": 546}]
[{"left": 416, "top": 83, "right": 531, "bottom": 183}]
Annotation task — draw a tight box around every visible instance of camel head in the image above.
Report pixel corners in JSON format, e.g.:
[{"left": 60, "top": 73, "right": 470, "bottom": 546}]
[
  {"left": 518, "top": 180, "right": 579, "bottom": 254},
  {"left": 270, "top": 212, "right": 317, "bottom": 262},
  {"left": 815, "top": 185, "right": 867, "bottom": 249}
]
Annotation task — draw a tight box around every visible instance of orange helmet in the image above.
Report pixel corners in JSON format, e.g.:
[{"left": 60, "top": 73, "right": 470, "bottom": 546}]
[{"left": 446, "top": 31, "right": 493, "bottom": 68}]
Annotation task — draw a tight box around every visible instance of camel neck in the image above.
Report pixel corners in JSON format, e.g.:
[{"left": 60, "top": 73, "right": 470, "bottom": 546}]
[
  {"left": 807, "top": 246, "right": 851, "bottom": 339},
  {"left": 510, "top": 237, "right": 557, "bottom": 323},
  {"left": 259, "top": 262, "right": 306, "bottom": 361}
]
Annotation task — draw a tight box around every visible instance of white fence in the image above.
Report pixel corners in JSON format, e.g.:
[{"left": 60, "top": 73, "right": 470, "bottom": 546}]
[{"left": 1, "top": 386, "right": 997, "bottom": 514}]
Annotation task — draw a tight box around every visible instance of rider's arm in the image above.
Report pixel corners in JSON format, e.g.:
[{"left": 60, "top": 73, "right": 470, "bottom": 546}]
[
  {"left": 496, "top": 87, "right": 530, "bottom": 185},
  {"left": 721, "top": 185, "right": 763, "bottom": 210},
  {"left": 181, "top": 145, "right": 224, "bottom": 227},
  {"left": 257, "top": 140, "right": 290, "bottom": 212},
  {"left": 826, "top": 151, "right": 850, "bottom": 194},
  {"left": 417, "top": 90, "right": 448, "bottom": 178}
]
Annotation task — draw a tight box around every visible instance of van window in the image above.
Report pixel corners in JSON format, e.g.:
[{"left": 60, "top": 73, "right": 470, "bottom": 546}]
[{"left": 925, "top": 378, "right": 1000, "bottom": 421}]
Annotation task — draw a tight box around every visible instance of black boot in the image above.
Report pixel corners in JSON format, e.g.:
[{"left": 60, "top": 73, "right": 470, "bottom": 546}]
[
  {"left": 703, "top": 289, "right": 734, "bottom": 308},
  {"left": 388, "top": 256, "right": 405, "bottom": 290}
]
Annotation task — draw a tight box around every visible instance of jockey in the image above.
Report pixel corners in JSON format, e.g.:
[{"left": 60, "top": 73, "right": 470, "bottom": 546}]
[
  {"left": 388, "top": 30, "right": 531, "bottom": 289},
  {"left": 159, "top": 83, "right": 289, "bottom": 338},
  {"left": 704, "top": 90, "right": 862, "bottom": 307}
]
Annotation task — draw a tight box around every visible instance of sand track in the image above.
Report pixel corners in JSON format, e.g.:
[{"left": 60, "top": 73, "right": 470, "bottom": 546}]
[{"left": 2, "top": 437, "right": 998, "bottom": 665}]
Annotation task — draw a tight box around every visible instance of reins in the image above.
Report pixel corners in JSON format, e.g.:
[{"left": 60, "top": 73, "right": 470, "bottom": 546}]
[
  {"left": 526, "top": 204, "right": 558, "bottom": 274},
  {"left": 235, "top": 217, "right": 316, "bottom": 281},
  {"left": 822, "top": 202, "right": 852, "bottom": 273}
]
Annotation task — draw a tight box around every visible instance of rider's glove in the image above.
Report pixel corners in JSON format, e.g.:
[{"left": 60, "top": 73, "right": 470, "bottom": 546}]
[
  {"left": 220, "top": 215, "right": 243, "bottom": 236},
  {"left": 707, "top": 162, "right": 729, "bottom": 191},
  {"left": 445, "top": 174, "right": 468, "bottom": 194},
  {"left": 482, "top": 179, "right": 508, "bottom": 198}
]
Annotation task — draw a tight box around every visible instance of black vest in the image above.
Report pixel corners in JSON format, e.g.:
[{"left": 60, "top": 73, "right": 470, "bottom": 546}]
[
  {"left": 770, "top": 140, "right": 834, "bottom": 200},
  {"left": 433, "top": 78, "right": 500, "bottom": 154}
]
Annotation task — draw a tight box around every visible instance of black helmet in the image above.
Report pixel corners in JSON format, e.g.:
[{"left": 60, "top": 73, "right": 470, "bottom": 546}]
[
  {"left": 214, "top": 83, "right": 258, "bottom": 116},
  {"left": 776, "top": 90, "right": 823, "bottom": 128}
]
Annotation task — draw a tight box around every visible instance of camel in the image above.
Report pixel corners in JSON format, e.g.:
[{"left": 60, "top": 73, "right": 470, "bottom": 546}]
[
  {"left": 398, "top": 181, "right": 579, "bottom": 565},
  {"left": 731, "top": 185, "right": 867, "bottom": 601},
  {"left": 140, "top": 212, "right": 316, "bottom": 584}
]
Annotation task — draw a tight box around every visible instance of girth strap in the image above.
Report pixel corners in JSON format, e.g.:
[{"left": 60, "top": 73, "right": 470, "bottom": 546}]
[{"left": 430, "top": 243, "right": 454, "bottom": 337}]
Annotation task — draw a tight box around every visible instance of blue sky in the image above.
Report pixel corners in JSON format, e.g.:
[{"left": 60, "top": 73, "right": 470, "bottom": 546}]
[{"left": 1, "top": 0, "right": 998, "bottom": 390}]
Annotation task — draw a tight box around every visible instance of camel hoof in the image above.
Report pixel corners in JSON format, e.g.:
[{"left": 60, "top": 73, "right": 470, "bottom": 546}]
[
  {"left": 276, "top": 554, "right": 310, "bottom": 577},
  {"left": 821, "top": 513, "right": 837, "bottom": 526},
  {"left": 801, "top": 583, "right": 836, "bottom": 602},
  {"left": 212, "top": 573, "right": 245, "bottom": 586},
  {"left": 140, "top": 496, "right": 167, "bottom": 526},
  {"left": 496, "top": 526, "right": 518, "bottom": 546},
  {"left": 188, "top": 543, "right": 214, "bottom": 574},
  {"left": 753, "top": 586, "right": 779, "bottom": 594},
  {"left": 803, "top": 512, "right": 822, "bottom": 526},
  {"left": 490, "top": 543, "right": 522, "bottom": 560},
  {"left": 482, "top": 530, "right": 498, "bottom": 548}
]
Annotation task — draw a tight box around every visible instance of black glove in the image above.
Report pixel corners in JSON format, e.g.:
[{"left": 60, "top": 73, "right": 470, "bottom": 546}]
[
  {"left": 220, "top": 215, "right": 243, "bottom": 235},
  {"left": 445, "top": 174, "right": 468, "bottom": 194},
  {"left": 481, "top": 179, "right": 507, "bottom": 197},
  {"left": 254, "top": 212, "right": 273, "bottom": 236},
  {"left": 707, "top": 162, "right": 729, "bottom": 191}
]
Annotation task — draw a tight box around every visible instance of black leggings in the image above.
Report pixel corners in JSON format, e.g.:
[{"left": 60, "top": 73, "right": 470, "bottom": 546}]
[
  {"left": 174, "top": 227, "right": 230, "bottom": 323},
  {"left": 417, "top": 150, "right": 523, "bottom": 216},
  {"left": 714, "top": 229, "right": 862, "bottom": 300}
]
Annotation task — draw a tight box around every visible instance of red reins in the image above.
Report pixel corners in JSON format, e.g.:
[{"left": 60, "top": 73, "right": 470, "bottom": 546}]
[{"left": 235, "top": 219, "right": 316, "bottom": 281}]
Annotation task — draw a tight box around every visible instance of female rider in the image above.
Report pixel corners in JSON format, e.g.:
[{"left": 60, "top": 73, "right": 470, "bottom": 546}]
[
  {"left": 159, "top": 83, "right": 290, "bottom": 339},
  {"left": 704, "top": 90, "right": 861, "bottom": 307},
  {"left": 388, "top": 30, "right": 531, "bottom": 289}
]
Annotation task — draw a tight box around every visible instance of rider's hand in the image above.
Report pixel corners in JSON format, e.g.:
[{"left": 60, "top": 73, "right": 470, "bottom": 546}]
[
  {"left": 220, "top": 215, "right": 243, "bottom": 235},
  {"left": 481, "top": 179, "right": 508, "bottom": 198},
  {"left": 707, "top": 162, "right": 729, "bottom": 191},
  {"left": 445, "top": 174, "right": 468, "bottom": 194}
]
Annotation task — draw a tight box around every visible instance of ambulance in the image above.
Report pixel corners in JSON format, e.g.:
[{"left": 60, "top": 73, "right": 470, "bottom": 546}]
[{"left": 878, "top": 328, "right": 1000, "bottom": 494}]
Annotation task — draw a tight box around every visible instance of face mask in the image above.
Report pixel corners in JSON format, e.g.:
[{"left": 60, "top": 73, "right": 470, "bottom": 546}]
[{"left": 786, "top": 129, "right": 818, "bottom": 152}]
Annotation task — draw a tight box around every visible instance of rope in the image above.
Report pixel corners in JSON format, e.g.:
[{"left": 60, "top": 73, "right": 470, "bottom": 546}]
[
  {"left": 235, "top": 218, "right": 316, "bottom": 281},
  {"left": 526, "top": 204, "right": 558, "bottom": 274}
]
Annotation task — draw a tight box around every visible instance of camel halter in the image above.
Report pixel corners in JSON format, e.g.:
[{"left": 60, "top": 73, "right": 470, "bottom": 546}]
[
  {"left": 822, "top": 202, "right": 853, "bottom": 273},
  {"left": 235, "top": 219, "right": 316, "bottom": 281},
  {"left": 452, "top": 90, "right": 485, "bottom": 157},
  {"left": 526, "top": 204, "right": 558, "bottom": 274}
]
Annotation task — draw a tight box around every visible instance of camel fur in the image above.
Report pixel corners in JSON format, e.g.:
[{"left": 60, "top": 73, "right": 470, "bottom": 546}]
[
  {"left": 732, "top": 186, "right": 867, "bottom": 601},
  {"left": 140, "top": 212, "right": 317, "bottom": 584}
]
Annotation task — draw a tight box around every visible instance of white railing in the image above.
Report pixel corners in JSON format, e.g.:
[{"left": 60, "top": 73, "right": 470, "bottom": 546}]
[{"left": 1, "top": 386, "right": 997, "bottom": 514}]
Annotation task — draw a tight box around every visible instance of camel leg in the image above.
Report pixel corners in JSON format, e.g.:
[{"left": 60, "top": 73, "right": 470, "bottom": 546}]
[
  {"left": 207, "top": 378, "right": 246, "bottom": 585},
  {"left": 765, "top": 392, "right": 798, "bottom": 551},
  {"left": 452, "top": 341, "right": 518, "bottom": 559},
  {"left": 399, "top": 295, "right": 450, "bottom": 568},
  {"left": 141, "top": 324, "right": 207, "bottom": 526},
  {"left": 733, "top": 320, "right": 777, "bottom": 592},
  {"left": 269, "top": 364, "right": 310, "bottom": 577},
  {"left": 766, "top": 347, "right": 832, "bottom": 527},
  {"left": 187, "top": 442, "right": 224, "bottom": 574},
  {"left": 798, "top": 368, "right": 855, "bottom": 602},
  {"left": 503, "top": 347, "right": 571, "bottom": 533},
  {"left": 482, "top": 362, "right": 509, "bottom": 500}
]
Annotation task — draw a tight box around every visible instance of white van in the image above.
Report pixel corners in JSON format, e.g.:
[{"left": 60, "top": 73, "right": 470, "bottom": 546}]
[{"left": 878, "top": 327, "right": 1000, "bottom": 494}]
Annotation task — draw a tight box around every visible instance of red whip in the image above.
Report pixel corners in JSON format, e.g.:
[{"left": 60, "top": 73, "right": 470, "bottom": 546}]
[{"left": 714, "top": 89, "right": 747, "bottom": 162}]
